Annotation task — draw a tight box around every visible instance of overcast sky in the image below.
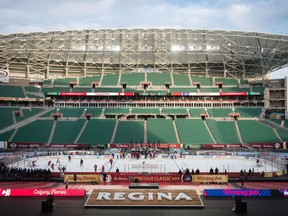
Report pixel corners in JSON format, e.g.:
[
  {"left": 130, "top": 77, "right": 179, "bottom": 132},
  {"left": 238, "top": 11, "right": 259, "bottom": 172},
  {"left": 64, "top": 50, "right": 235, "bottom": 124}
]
[{"left": 0, "top": 0, "right": 287, "bottom": 78}]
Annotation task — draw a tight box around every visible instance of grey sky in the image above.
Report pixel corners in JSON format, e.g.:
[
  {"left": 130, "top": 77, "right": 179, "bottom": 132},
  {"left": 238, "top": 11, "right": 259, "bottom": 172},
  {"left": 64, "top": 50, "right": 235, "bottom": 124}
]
[{"left": 0, "top": 0, "right": 287, "bottom": 78}]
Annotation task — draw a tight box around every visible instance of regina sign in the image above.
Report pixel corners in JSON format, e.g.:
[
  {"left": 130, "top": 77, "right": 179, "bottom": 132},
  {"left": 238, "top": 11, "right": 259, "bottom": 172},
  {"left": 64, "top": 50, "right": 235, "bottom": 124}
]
[{"left": 85, "top": 189, "right": 204, "bottom": 207}]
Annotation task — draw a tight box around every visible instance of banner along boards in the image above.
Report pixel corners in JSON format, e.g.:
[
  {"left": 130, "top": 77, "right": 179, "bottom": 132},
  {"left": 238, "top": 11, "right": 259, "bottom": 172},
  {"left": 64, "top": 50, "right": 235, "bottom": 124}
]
[{"left": 85, "top": 189, "right": 204, "bottom": 207}]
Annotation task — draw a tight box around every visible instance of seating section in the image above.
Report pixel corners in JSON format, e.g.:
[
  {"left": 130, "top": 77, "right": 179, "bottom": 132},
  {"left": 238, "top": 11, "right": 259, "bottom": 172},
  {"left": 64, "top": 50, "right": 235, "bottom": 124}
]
[
  {"left": 176, "top": 119, "right": 214, "bottom": 145},
  {"left": 104, "top": 108, "right": 130, "bottom": 115},
  {"left": 252, "top": 86, "right": 265, "bottom": 93},
  {"left": 12, "top": 120, "right": 54, "bottom": 143},
  {"left": 215, "top": 78, "right": 238, "bottom": 86},
  {"left": 0, "top": 108, "right": 19, "bottom": 129},
  {"left": 162, "top": 108, "right": 188, "bottom": 115},
  {"left": 51, "top": 119, "right": 86, "bottom": 144},
  {"left": 234, "top": 107, "right": 262, "bottom": 118},
  {"left": 94, "top": 87, "right": 122, "bottom": 92},
  {"left": 57, "top": 108, "right": 84, "bottom": 118},
  {"left": 189, "top": 109, "right": 207, "bottom": 118},
  {"left": 77, "top": 119, "right": 116, "bottom": 145},
  {"left": 113, "top": 120, "right": 145, "bottom": 144},
  {"left": 285, "top": 120, "right": 288, "bottom": 128},
  {"left": 238, "top": 120, "right": 280, "bottom": 143},
  {"left": 0, "top": 129, "right": 15, "bottom": 141},
  {"left": 147, "top": 119, "right": 177, "bottom": 143},
  {"left": 43, "top": 79, "right": 52, "bottom": 85},
  {"left": 147, "top": 73, "right": 171, "bottom": 86},
  {"left": 25, "top": 86, "right": 41, "bottom": 93},
  {"left": 173, "top": 74, "right": 191, "bottom": 86},
  {"left": 79, "top": 76, "right": 101, "bottom": 86},
  {"left": 72, "top": 87, "right": 93, "bottom": 92},
  {"left": 42, "top": 87, "right": 70, "bottom": 92},
  {"left": 101, "top": 74, "right": 119, "bottom": 86},
  {"left": 191, "top": 76, "right": 213, "bottom": 86},
  {"left": 40, "top": 109, "right": 56, "bottom": 118},
  {"left": 53, "top": 78, "right": 77, "bottom": 86},
  {"left": 199, "top": 87, "right": 219, "bottom": 92},
  {"left": 16, "top": 108, "right": 45, "bottom": 122},
  {"left": 207, "top": 108, "right": 233, "bottom": 118},
  {"left": 121, "top": 73, "right": 145, "bottom": 86},
  {"left": 83, "top": 108, "right": 102, "bottom": 118},
  {"left": 277, "top": 130, "right": 288, "bottom": 142},
  {"left": 270, "top": 119, "right": 282, "bottom": 125},
  {"left": 0, "top": 85, "right": 25, "bottom": 98},
  {"left": 206, "top": 120, "right": 240, "bottom": 144}
]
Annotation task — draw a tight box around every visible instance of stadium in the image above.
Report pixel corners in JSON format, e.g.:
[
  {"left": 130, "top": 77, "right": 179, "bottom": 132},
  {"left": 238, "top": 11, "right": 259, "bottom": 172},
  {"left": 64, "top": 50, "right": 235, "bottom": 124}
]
[{"left": 0, "top": 29, "right": 288, "bottom": 215}]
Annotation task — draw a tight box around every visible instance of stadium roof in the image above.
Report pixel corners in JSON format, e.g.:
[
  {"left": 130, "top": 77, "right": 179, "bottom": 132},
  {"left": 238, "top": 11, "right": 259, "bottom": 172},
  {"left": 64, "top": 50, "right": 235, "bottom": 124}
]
[{"left": 0, "top": 29, "right": 288, "bottom": 80}]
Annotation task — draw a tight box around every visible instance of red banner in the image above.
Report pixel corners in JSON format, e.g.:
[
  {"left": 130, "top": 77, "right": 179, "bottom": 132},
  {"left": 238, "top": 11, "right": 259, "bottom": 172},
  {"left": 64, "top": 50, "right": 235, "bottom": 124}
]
[
  {"left": 203, "top": 144, "right": 241, "bottom": 149},
  {"left": 220, "top": 92, "right": 247, "bottom": 96},
  {"left": 109, "top": 143, "right": 181, "bottom": 149},
  {"left": 0, "top": 189, "right": 85, "bottom": 197},
  {"left": 59, "top": 92, "right": 86, "bottom": 96}
]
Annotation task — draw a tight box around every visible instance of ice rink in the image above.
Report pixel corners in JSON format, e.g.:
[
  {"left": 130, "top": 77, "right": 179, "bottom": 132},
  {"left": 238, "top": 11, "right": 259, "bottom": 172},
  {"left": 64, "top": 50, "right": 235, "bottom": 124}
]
[{"left": 8, "top": 154, "right": 280, "bottom": 173}]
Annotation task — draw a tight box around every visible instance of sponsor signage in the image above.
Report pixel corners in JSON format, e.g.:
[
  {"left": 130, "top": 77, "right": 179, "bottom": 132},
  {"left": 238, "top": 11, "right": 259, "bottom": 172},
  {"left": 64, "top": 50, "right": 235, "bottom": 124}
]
[
  {"left": 50, "top": 143, "right": 88, "bottom": 148},
  {"left": 203, "top": 189, "right": 285, "bottom": 197},
  {"left": 192, "top": 175, "right": 228, "bottom": 184},
  {"left": 203, "top": 144, "right": 241, "bottom": 149},
  {"left": 64, "top": 174, "right": 100, "bottom": 183},
  {"left": 220, "top": 92, "right": 247, "bottom": 96},
  {"left": 0, "top": 188, "right": 85, "bottom": 197},
  {"left": 59, "top": 92, "right": 86, "bottom": 96},
  {"left": 112, "top": 173, "right": 181, "bottom": 182},
  {"left": 7, "top": 142, "right": 45, "bottom": 148},
  {"left": 0, "top": 69, "right": 9, "bottom": 83},
  {"left": 85, "top": 189, "right": 204, "bottom": 207},
  {"left": 247, "top": 142, "right": 283, "bottom": 149}
]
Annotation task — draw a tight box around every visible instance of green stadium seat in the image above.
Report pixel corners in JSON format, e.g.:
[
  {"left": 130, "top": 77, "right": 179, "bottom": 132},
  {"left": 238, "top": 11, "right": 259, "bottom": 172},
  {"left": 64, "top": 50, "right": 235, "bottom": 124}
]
[
  {"left": 101, "top": 74, "right": 119, "bottom": 86},
  {"left": 173, "top": 74, "right": 191, "bottom": 86},
  {"left": 113, "top": 120, "right": 145, "bottom": 144},
  {"left": 77, "top": 119, "right": 116, "bottom": 145},
  {"left": 12, "top": 120, "right": 54, "bottom": 143},
  {"left": 51, "top": 119, "right": 86, "bottom": 144},
  {"left": 147, "top": 119, "right": 177, "bottom": 143},
  {"left": 147, "top": 73, "right": 171, "bottom": 86},
  {"left": 238, "top": 120, "right": 280, "bottom": 143},
  {"left": 206, "top": 119, "right": 240, "bottom": 144},
  {"left": 121, "top": 73, "right": 145, "bottom": 86},
  {"left": 175, "top": 119, "right": 214, "bottom": 145}
]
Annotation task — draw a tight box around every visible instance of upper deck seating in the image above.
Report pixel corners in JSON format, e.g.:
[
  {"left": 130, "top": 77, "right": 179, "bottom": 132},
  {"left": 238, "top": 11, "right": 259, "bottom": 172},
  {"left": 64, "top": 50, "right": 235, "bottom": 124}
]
[
  {"left": 53, "top": 78, "right": 77, "bottom": 86},
  {"left": 173, "top": 74, "right": 191, "bottom": 86},
  {"left": 79, "top": 76, "right": 101, "bottom": 86},
  {"left": 191, "top": 76, "right": 213, "bottom": 86},
  {"left": 101, "top": 74, "right": 119, "bottom": 86},
  {"left": 147, "top": 73, "right": 171, "bottom": 86},
  {"left": 0, "top": 85, "right": 25, "bottom": 98},
  {"left": 215, "top": 78, "right": 238, "bottom": 86},
  {"left": 120, "top": 73, "right": 145, "bottom": 86}
]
